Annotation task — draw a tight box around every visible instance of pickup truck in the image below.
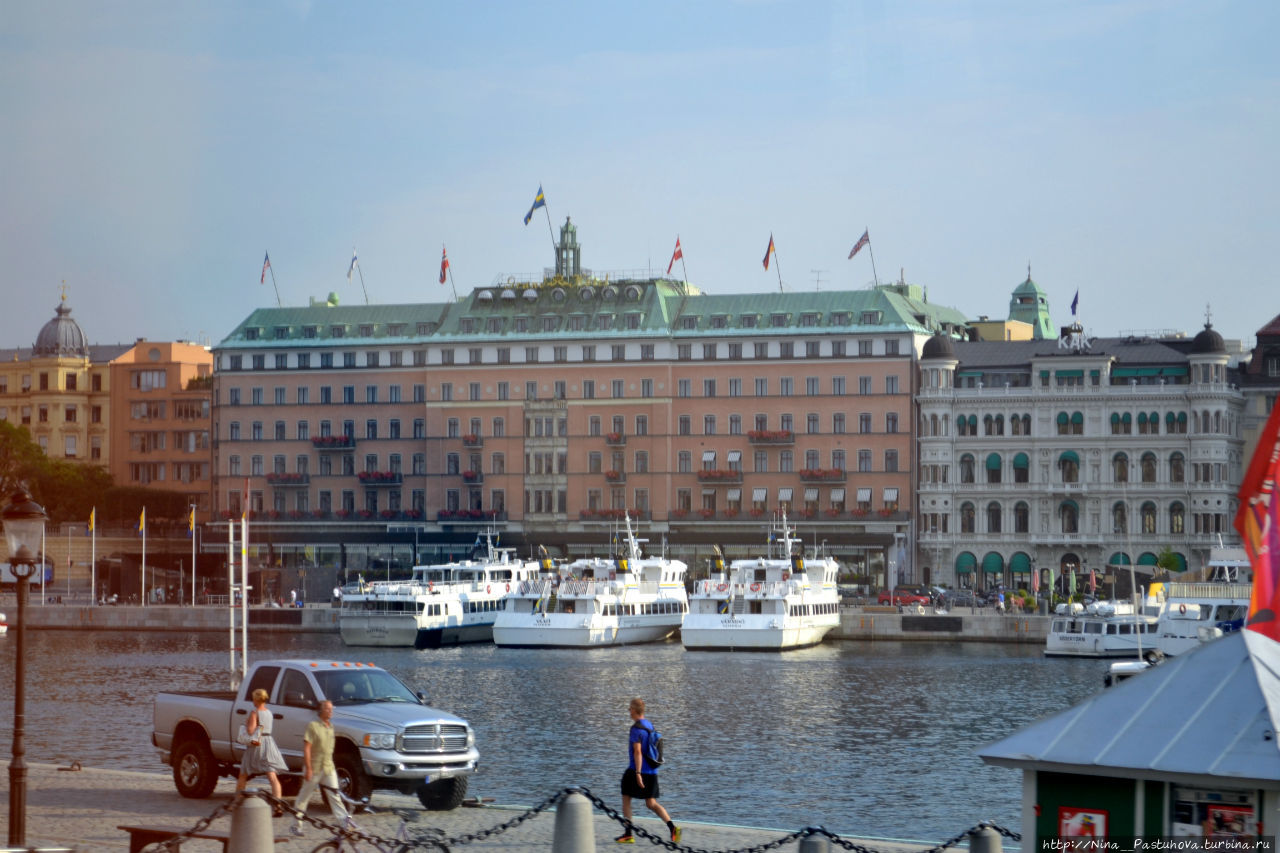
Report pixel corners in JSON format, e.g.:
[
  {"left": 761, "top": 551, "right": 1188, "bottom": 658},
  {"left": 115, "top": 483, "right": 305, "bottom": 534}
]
[
  {"left": 152, "top": 659, "right": 478, "bottom": 810},
  {"left": 877, "top": 585, "right": 932, "bottom": 606}
]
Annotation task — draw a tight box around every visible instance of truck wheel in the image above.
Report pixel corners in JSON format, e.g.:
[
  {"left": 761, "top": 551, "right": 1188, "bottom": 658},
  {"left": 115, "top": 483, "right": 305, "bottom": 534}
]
[
  {"left": 334, "top": 748, "right": 372, "bottom": 806},
  {"left": 417, "top": 776, "right": 468, "bottom": 810},
  {"left": 172, "top": 739, "right": 218, "bottom": 799},
  {"left": 280, "top": 774, "right": 303, "bottom": 797}
]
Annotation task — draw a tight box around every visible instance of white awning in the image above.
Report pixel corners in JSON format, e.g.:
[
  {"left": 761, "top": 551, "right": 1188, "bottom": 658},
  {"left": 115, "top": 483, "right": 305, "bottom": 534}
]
[
  {"left": 726, "top": 488, "right": 741, "bottom": 501},
  {"left": 856, "top": 488, "right": 872, "bottom": 502},
  {"left": 727, "top": 450, "right": 742, "bottom": 463},
  {"left": 804, "top": 488, "right": 819, "bottom": 501},
  {"left": 752, "top": 488, "right": 767, "bottom": 502},
  {"left": 830, "top": 488, "right": 845, "bottom": 501},
  {"left": 778, "top": 488, "right": 793, "bottom": 501},
  {"left": 701, "top": 489, "right": 716, "bottom": 497},
  {"left": 702, "top": 450, "right": 717, "bottom": 463},
  {"left": 883, "top": 487, "right": 899, "bottom": 502}
]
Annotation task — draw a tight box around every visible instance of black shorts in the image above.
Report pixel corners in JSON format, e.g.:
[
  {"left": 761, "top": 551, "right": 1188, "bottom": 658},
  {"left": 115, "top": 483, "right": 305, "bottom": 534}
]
[{"left": 620, "top": 769, "right": 660, "bottom": 799}]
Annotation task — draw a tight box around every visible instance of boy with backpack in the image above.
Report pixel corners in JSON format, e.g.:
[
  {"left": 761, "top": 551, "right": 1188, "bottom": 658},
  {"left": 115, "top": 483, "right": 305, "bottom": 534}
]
[{"left": 616, "top": 697, "right": 680, "bottom": 845}]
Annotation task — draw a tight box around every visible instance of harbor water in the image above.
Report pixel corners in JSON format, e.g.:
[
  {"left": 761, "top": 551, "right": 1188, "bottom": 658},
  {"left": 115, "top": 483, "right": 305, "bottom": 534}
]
[{"left": 0, "top": 630, "right": 1102, "bottom": 842}]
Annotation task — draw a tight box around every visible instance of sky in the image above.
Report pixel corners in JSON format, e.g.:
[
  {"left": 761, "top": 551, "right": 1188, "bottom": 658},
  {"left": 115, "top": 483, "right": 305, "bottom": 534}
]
[{"left": 2, "top": 0, "right": 1277, "bottom": 351}]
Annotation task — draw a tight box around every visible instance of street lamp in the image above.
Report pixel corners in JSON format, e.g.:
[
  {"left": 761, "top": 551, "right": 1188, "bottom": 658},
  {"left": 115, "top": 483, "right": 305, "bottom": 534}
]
[{"left": 4, "top": 489, "right": 47, "bottom": 847}]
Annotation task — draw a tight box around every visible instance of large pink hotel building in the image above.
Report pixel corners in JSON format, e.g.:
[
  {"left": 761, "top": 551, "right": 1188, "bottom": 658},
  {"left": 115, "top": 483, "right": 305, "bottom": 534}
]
[{"left": 211, "top": 220, "right": 968, "bottom": 586}]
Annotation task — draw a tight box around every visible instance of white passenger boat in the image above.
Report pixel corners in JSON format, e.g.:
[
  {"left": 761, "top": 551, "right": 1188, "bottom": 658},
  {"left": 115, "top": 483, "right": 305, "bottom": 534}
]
[
  {"left": 340, "top": 531, "right": 540, "bottom": 648},
  {"left": 1153, "top": 581, "right": 1250, "bottom": 657},
  {"left": 1044, "top": 600, "right": 1160, "bottom": 659},
  {"left": 491, "top": 515, "right": 688, "bottom": 648},
  {"left": 682, "top": 512, "right": 841, "bottom": 651}
]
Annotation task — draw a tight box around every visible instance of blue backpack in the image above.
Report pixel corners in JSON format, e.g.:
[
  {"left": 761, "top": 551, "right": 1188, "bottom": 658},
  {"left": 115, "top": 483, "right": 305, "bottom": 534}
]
[{"left": 633, "top": 719, "right": 664, "bottom": 767}]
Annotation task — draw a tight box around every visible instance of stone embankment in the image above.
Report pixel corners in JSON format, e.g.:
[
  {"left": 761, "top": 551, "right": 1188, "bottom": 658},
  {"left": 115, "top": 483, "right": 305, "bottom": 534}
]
[{"left": 3, "top": 599, "right": 1050, "bottom": 642}]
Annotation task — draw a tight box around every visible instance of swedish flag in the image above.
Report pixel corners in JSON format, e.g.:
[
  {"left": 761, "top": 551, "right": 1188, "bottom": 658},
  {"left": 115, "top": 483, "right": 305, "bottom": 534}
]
[{"left": 523, "top": 185, "right": 546, "bottom": 225}]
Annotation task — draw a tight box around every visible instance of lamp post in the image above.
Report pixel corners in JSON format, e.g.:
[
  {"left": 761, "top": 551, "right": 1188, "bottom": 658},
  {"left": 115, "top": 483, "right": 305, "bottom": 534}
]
[{"left": 4, "top": 489, "right": 47, "bottom": 847}]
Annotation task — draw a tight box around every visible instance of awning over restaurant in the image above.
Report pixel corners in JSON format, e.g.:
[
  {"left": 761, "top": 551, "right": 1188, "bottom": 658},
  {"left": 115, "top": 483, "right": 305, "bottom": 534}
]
[{"left": 955, "top": 552, "right": 977, "bottom": 574}]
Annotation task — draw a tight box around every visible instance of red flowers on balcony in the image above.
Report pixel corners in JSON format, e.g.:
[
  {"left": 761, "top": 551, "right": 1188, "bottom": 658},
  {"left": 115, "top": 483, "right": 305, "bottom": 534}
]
[
  {"left": 311, "top": 435, "right": 354, "bottom": 448},
  {"left": 461, "top": 470, "right": 480, "bottom": 482},
  {"left": 604, "top": 470, "right": 623, "bottom": 481},
  {"left": 799, "top": 468, "right": 845, "bottom": 481},
  {"left": 747, "top": 429, "right": 793, "bottom": 444},
  {"left": 266, "top": 472, "right": 308, "bottom": 484},
  {"left": 462, "top": 434, "right": 482, "bottom": 446},
  {"left": 357, "top": 470, "right": 402, "bottom": 483},
  {"left": 696, "top": 469, "right": 741, "bottom": 481},
  {"left": 605, "top": 432, "right": 625, "bottom": 445}
]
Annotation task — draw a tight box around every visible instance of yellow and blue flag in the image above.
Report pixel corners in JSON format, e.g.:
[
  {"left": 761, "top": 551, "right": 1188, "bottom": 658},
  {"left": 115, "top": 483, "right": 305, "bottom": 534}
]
[
  {"left": 523, "top": 185, "right": 546, "bottom": 225},
  {"left": 86, "top": 507, "right": 95, "bottom": 536},
  {"left": 188, "top": 506, "right": 196, "bottom": 538},
  {"left": 137, "top": 507, "right": 146, "bottom": 536}
]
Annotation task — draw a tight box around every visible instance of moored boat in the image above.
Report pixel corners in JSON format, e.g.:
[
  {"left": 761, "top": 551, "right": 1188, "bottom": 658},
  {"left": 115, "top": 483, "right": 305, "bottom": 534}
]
[
  {"left": 1153, "top": 581, "right": 1250, "bottom": 657},
  {"left": 1044, "top": 599, "right": 1160, "bottom": 659},
  {"left": 339, "top": 530, "right": 540, "bottom": 648},
  {"left": 682, "top": 512, "right": 841, "bottom": 651},
  {"left": 492, "top": 514, "right": 688, "bottom": 648}
]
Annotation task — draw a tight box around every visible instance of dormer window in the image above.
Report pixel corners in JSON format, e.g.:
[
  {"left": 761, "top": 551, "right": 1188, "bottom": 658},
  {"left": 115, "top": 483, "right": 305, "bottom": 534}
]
[
  {"left": 358, "top": 324, "right": 374, "bottom": 337},
  {"left": 273, "top": 326, "right": 289, "bottom": 339},
  {"left": 860, "top": 311, "right": 882, "bottom": 325},
  {"left": 710, "top": 315, "right": 728, "bottom": 329},
  {"left": 330, "top": 325, "right": 345, "bottom": 338},
  {"left": 800, "top": 313, "right": 819, "bottom": 327},
  {"left": 741, "top": 314, "right": 758, "bottom": 328},
  {"left": 680, "top": 316, "right": 698, "bottom": 330},
  {"left": 245, "top": 328, "right": 260, "bottom": 341},
  {"left": 770, "top": 313, "right": 788, "bottom": 327}
]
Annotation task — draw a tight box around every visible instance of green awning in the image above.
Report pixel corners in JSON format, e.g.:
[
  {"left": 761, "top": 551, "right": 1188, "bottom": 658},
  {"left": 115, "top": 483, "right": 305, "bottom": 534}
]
[
  {"left": 1111, "top": 412, "right": 1121, "bottom": 424},
  {"left": 1057, "top": 412, "right": 1070, "bottom": 425},
  {"left": 1121, "top": 412, "right": 1132, "bottom": 423},
  {"left": 1164, "top": 366, "right": 1189, "bottom": 376},
  {"left": 1009, "top": 552, "right": 1031, "bottom": 573},
  {"left": 1178, "top": 412, "right": 1187, "bottom": 423},
  {"left": 1059, "top": 450, "right": 1080, "bottom": 465},
  {"left": 981, "top": 552, "right": 1004, "bottom": 573},
  {"left": 1057, "top": 370, "right": 1083, "bottom": 378},
  {"left": 1109, "top": 552, "right": 1131, "bottom": 566},
  {"left": 956, "top": 415, "right": 967, "bottom": 428},
  {"left": 1071, "top": 411, "right": 1083, "bottom": 424},
  {"left": 956, "top": 370, "right": 985, "bottom": 377},
  {"left": 955, "top": 552, "right": 976, "bottom": 573},
  {"left": 986, "top": 453, "right": 1002, "bottom": 470},
  {"left": 968, "top": 415, "right": 978, "bottom": 429},
  {"left": 1137, "top": 552, "right": 1159, "bottom": 566},
  {"left": 1060, "top": 499, "right": 1079, "bottom": 512},
  {"left": 1166, "top": 412, "right": 1177, "bottom": 424},
  {"left": 1171, "top": 552, "right": 1187, "bottom": 572},
  {"left": 1040, "top": 370, "right": 1050, "bottom": 379},
  {"left": 1138, "top": 412, "right": 1148, "bottom": 424},
  {"left": 1012, "top": 452, "right": 1029, "bottom": 468},
  {"left": 1090, "top": 369, "right": 1100, "bottom": 379},
  {"left": 1149, "top": 412, "right": 1158, "bottom": 423}
]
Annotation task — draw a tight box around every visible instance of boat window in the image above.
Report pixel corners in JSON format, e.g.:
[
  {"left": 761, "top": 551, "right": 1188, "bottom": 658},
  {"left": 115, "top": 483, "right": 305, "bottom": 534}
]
[
  {"left": 1216, "top": 604, "right": 1247, "bottom": 622},
  {"left": 1106, "top": 625, "right": 1117, "bottom": 634},
  {"left": 1084, "top": 623, "right": 1103, "bottom": 634}
]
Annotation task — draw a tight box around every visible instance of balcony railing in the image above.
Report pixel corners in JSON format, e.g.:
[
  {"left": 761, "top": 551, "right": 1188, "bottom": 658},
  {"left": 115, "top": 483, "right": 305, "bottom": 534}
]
[
  {"left": 437, "top": 509, "right": 508, "bottom": 522},
  {"left": 357, "top": 470, "right": 403, "bottom": 485},
  {"left": 798, "top": 468, "right": 846, "bottom": 482},
  {"left": 577, "top": 508, "right": 649, "bottom": 521},
  {"left": 461, "top": 434, "right": 483, "bottom": 447},
  {"left": 747, "top": 429, "right": 794, "bottom": 445},
  {"left": 461, "top": 470, "right": 483, "bottom": 483},
  {"left": 311, "top": 435, "right": 355, "bottom": 450},
  {"left": 604, "top": 432, "right": 626, "bottom": 446},
  {"left": 696, "top": 469, "right": 741, "bottom": 482},
  {"left": 603, "top": 470, "right": 626, "bottom": 482}
]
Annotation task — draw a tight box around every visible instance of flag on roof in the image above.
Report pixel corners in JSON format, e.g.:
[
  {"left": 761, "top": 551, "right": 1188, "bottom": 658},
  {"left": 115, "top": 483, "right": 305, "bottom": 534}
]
[
  {"left": 1071, "top": 289, "right": 1080, "bottom": 316},
  {"left": 347, "top": 247, "right": 358, "bottom": 283},
  {"left": 260, "top": 251, "right": 271, "bottom": 285},
  {"left": 439, "top": 245, "right": 450, "bottom": 285},
  {"left": 523, "top": 185, "right": 546, "bottom": 225},
  {"left": 667, "top": 237, "right": 683, "bottom": 275},
  {"left": 762, "top": 234, "right": 775, "bottom": 270},
  {"left": 848, "top": 229, "right": 869, "bottom": 259}
]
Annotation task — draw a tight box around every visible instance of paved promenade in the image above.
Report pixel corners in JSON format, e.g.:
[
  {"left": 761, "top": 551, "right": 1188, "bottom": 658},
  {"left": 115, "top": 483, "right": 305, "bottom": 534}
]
[{"left": 7, "top": 763, "right": 952, "bottom": 852}]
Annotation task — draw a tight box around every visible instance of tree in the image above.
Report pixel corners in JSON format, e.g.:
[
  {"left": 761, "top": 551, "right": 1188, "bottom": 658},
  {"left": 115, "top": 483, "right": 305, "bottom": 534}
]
[
  {"left": 0, "top": 420, "right": 50, "bottom": 501},
  {"left": 0, "top": 420, "right": 115, "bottom": 524},
  {"left": 1155, "top": 546, "right": 1182, "bottom": 576}
]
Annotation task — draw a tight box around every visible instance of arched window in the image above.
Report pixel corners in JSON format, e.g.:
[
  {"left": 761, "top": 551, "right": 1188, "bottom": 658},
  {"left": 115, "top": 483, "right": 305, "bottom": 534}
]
[
  {"left": 957, "top": 414, "right": 968, "bottom": 436},
  {"left": 1012, "top": 452, "right": 1030, "bottom": 483},
  {"left": 1169, "top": 452, "right": 1185, "bottom": 483},
  {"left": 1059, "top": 451, "right": 1079, "bottom": 483},
  {"left": 1141, "top": 452, "right": 1157, "bottom": 483},
  {"left": 960, "top": 502, "right": 975, "bottom": 534},
  {"left": 1170, "top": 502, "right": 1185, "bottom": 534},
  {"left": 987, "top": 502, "right": 1002, "bottom": 533},
  {"left": 1112, "top": 502, "right": 1127, "bottom": 534},
  {"left": 1021, "top": 414, "right": 1032, "bottom": 435},
  {"left": 1011, "top": 414, "right": 1023, "bottom": 436},
  {"left": 1060, "top": 501, "right": 1079, "bottom": 534},
  {"left": 986, "top": 453, "right": 1002, "bottom": 484},
  {"left": 1014, "top": 502, "right": 1029, "bottom": 533},
  {"left": 1214, "top": 411, "right": 1222, "bottom": 433},
  {"left": 994, "top": 414, "right": 1004, "bottom": 436},
  {"left": 959, "top": 454, "right": 975, "bottom": 484},
  {"left": 1113, "top": 452, "right": 1129, "bottom": 483},
  {"left": 1141, "top": 501, "right": 1157, "bottom": 534},
  {"left": 984, "top": 414, "right": 994, "bottom": 436},
  {"left": 930, "top": 414, "right": 939, "bottom": 437},
  {"left": 1057, "top": 412, "right": 1070, "bottom": 436},
  {"left": 1071, "top": 411, "right": 1084, "bottom": 435}
]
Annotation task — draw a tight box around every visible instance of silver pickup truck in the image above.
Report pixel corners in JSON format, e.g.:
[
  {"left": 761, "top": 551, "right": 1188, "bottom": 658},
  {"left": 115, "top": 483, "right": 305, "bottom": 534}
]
[{"left": 152, "top": 658, "right": 478, "bottom": 809}]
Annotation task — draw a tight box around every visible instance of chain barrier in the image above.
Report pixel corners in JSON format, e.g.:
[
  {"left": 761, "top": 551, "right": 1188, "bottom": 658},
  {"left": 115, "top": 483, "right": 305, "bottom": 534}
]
[{"left": 139, "top": 784, "right": 1022, "bottom": 853}]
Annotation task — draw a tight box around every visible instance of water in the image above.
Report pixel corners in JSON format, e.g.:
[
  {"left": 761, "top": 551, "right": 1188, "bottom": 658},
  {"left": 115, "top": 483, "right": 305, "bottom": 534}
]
[{"left": 0, "top": 630, "right": 1103, "bottom": 842}]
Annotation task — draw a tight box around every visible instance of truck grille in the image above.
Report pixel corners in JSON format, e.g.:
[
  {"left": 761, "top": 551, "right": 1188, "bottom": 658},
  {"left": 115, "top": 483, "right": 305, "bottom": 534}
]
[{"left": 402, "top": 724, "right": 469, "bottom": 754}]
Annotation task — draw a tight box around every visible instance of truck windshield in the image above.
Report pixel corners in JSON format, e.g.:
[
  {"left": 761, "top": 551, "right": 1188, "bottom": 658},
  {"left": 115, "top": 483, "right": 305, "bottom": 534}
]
[{"left": 314, "top": 669, "right": 419, "bottom": 705}]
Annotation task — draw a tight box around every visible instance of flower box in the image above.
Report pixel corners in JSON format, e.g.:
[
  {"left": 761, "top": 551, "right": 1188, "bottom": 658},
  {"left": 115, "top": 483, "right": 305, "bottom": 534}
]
[{"left": 311, "top": 435, "right": 355, "bottom": 449}]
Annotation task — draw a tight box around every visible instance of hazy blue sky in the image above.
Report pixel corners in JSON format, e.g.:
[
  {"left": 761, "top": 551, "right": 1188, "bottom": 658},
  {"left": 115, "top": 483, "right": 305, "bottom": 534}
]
[{"left": 2, "top": 1, "right": 1277, "bottom": 349}]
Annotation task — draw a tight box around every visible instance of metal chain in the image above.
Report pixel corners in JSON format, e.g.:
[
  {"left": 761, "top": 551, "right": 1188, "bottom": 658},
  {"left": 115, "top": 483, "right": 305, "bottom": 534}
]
[
  {"left": 256, "top": 789, "right": 452, "bottom": 852},
  {"left": 441, "top": 787, "right": 569, "bottom": 846},
  {"left": 139, "top": 794, "right": 241, "bottom": 852}
]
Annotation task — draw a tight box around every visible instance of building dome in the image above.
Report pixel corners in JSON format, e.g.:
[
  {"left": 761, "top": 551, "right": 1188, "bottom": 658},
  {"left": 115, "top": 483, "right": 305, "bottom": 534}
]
[
  {"left": 1190, "top": 322, "right": 1226, "bottom": 355},
  {"left": 33, "top": 298, "right": 89, "bottom": 357},
  {"left": 921, "top": 333, "right": 956, "bottom": 360}
]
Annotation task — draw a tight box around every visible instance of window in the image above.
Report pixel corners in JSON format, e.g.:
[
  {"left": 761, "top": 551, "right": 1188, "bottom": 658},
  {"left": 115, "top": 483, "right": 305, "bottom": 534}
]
[
  {"left": 987, "top": 502, "right": 1002, "bottom": 533},
  {"left": 857, "top": 450, "right": 872, "bottom": 472},
  {"left": 960, "top": 503, "right": 975, "bottom": 533},
  {"left": 703, "top": 379, "right": 716, "bottom": 397},
  {"left": 1060, "top": 501, "right": 1079, "bottom": 534},
  {"left": 704, "top": 415, "right": 716, "bottom": 435},
  {"left": 1113, "top": 453, "right": 1129, "bottom": 483},
  {"left": 1113, "top": 502, "right": 1128, "bottom": 534},
  {"left": 678, "top": 415, "right": 691, "bottom": 435},
  {"left": 678, "top": 379, "right": 691, "bottom": 397},
  {"left": 1170, "top": 452, "right": 1185, "bottom": 483},
  {"left": 779, "top": 377, "right": 793, "bottom": 396},
  {"left": 832, "top": 413, "right": 845, "bottom": 434},
  {"left": 885, "top": 376, "right": 899, "bottom": 394},
  {"left": 886, "top": 412, "right": 898, "bottom": 433},
  {"left": 884, "top": 449, "right": 898, "bottom": 472},
  {"left": 1014, "top": 502, "right": 1029, "bottom": 533},
  {"left": 635, "top": 415, "right": 648, "bottom": 436}
]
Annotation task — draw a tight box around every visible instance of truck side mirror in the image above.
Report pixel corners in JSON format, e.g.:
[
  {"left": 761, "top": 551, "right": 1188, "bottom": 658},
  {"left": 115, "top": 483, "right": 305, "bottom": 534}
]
[{"left": 416, "top": 691, "right": 429, "bottom": 705}]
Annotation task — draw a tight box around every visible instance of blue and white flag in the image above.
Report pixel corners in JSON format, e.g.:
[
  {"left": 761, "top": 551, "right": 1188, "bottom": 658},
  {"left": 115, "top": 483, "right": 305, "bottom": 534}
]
[
  {"left": 1070, "top": 289, "right": 1079, "bottom": 316},
  {"left": 347, "top": 247, "right": 358, "bottom": 283}
]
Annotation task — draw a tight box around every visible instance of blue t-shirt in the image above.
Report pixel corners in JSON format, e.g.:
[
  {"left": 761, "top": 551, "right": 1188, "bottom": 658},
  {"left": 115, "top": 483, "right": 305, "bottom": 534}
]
[{"left": 629, "top": 719, "right": 658, "bottom": 774}]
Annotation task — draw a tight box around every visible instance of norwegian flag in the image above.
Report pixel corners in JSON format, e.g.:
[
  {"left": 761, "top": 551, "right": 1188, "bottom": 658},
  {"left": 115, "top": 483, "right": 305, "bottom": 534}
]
[
  {"left": 439, "top": 245, "right": 450, "bottom": 285},
  {"left": 260, "top": 251, "right": 271, "bottom": 284},
  {"left": 848, "top": 229, "right": 870, "bottom": 259},
  {"left": 666, "top": 237, "right": 683, "bottom": 275}
]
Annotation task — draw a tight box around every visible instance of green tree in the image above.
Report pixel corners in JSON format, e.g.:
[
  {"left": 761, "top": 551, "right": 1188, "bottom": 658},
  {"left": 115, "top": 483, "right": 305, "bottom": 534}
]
[
  {"left": 1156, "top": 546, "right": 1182, "bottom": 574},
  {"left": 0, "top": 420, "right": 51, "bottom": 502}
]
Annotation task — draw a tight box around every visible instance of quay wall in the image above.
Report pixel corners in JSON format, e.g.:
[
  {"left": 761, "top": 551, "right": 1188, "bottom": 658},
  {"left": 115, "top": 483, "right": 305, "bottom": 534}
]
[{"left": 3, "top": 601, "right": 1051, "bottom": 642}]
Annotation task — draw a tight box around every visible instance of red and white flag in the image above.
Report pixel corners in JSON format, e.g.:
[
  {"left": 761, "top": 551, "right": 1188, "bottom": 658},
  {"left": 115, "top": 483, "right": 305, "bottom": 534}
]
[
  {"left": 438, "top": 245, "right": 450, "bottom": 285},
  {"left": 848, "top": 229, "right": 870, "bottom": 259},
  {"left": 260, "top": 251, "right": 271, "bottom": 284},
  {"left": 667, "top": 237, "right": 683, "bottom": 275}
]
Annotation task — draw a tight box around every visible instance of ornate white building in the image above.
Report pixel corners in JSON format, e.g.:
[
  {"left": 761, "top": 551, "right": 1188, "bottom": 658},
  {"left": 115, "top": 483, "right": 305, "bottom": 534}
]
[{"left": 916, "top": 321, "right": 1244, "bottom": 592}]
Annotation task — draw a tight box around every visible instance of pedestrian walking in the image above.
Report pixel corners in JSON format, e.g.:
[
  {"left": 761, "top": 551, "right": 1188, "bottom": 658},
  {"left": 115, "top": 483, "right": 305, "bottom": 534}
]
[
  {"left": 235, "top": 688, "right": 287, "bottom": 810},
  {"left": 288, "top": 700, "right": 353, "bottom": 837},
  {"left": 615, "top": 697, "right": 680, "bottom": 845}
]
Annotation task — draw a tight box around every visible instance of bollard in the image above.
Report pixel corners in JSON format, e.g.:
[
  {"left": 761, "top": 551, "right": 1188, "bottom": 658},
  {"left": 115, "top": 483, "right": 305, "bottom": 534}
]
[
  {"left": 228, "top": 794, "right": 274, "bottom": 852},
  {"left": 551, "top": 790, "right": 596, "bottom": 853},
  {"left": 799, "top": 832, "right": 831, "bottom": 853},
  {"left": 969, "top": 825, "right": 1003, "bottom": 853}
]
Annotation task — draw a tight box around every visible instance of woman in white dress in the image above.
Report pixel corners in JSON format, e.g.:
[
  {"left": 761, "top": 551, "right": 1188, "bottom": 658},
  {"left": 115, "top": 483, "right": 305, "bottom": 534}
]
[{"left": 235, "top": 687, "right": 288, "bottom": 808}]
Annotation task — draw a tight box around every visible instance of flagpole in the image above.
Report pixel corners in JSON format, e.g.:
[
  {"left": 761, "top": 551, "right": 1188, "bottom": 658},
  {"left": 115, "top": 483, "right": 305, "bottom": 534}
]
[
  {"left": 680, "top": 254, "right": 688, "bottom": 285},
  {"left": 90, "top": 509, "right": 96, "bottom": 606},
  {"left": 357, "top": 262, "right": 369, "bottom": 305},
  {"left": 191, "top": 507, "right": 197, "bottom": 607},
  {"left": 774, "top": 248, "right": 784, "bottom": 293},
  {"left": 543, "top": 200, "right": 557, "bottom": 262},
  {"left": 269, "top": 262, "right": 281, "bottom": 307},
  {"left": 228, "top": 517, "right": 235, "bottom": 688},
  {"left": 141, "top": 508, "right": 147, "bottom": 607},
  {"left": 444, "top": 246, "right": 459, "bottom": 301},
  {"left": 865, "top": 226, "right": 880, "bottom": 287}
]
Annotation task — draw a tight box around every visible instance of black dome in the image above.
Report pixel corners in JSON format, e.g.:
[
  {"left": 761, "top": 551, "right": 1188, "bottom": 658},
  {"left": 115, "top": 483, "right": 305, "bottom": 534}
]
[
  {"left": 1190, "top": 323, "right": 1225, "bottom": 355},
  {"left": 921, "top": 333, "right": 956, "bottom": 360},
  {"left": 33, "top": 299, "right": 89, "bottom": 358}
]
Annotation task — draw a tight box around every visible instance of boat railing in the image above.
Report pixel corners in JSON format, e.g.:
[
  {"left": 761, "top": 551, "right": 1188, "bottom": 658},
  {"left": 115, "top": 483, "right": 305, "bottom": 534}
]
[{"left": 1162, "top": 582, "right": 1251, "bottom": 601}]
